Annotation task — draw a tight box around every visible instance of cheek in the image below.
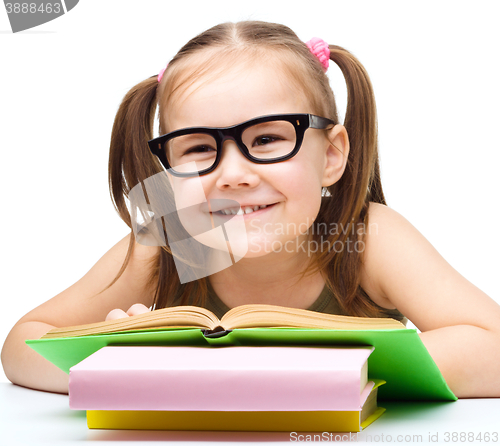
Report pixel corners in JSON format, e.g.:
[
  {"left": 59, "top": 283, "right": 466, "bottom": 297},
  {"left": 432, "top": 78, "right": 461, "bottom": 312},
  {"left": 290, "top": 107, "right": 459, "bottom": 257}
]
[
  {"left": 271, "top": 161, "right": 324, "bottom": 234},
  {"left": 278, "top": 157, "right": 324, "bottom": 202},
  {"left": 172, "top": 176, "right": 208, "bottom": 207},
  {"left": 170, "top": 177, "right": 213, "bottom": 242}
]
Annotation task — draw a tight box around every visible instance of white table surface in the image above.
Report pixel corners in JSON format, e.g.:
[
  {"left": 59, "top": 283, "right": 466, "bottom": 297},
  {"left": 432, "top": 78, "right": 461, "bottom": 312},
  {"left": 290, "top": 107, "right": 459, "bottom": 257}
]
[{"left": 1, "top": 383, "right": 499, "bottom": 445}]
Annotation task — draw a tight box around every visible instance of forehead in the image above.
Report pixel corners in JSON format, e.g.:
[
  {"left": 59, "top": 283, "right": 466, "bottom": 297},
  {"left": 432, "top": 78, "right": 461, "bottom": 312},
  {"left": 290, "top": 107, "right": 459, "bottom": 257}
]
[{"left": 161, "top": 52, "right": 312, "bottom": 132}]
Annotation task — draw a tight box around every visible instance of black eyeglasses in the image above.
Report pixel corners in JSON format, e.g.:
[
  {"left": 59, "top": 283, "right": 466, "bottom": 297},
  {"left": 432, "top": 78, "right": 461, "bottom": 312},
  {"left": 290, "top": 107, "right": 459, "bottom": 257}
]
[{"left": 148, "top": 113, "right": 335, "bottom": 177}]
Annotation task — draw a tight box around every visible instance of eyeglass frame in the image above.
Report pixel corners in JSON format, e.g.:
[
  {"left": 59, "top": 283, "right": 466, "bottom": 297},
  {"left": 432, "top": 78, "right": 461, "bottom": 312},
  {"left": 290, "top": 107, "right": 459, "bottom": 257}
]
[{"left": 148, "top": 113, "right": 336, "bottom": 177}]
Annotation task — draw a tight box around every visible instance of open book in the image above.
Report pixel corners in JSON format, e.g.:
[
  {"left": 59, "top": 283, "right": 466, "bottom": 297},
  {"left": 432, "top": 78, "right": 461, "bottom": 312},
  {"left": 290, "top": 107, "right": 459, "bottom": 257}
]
[
  {"left": 42, "top": 304, "right": 406, "bottom": 339},
  {"left": 27, "top": 304, "right": 456, "bottom": 402},
  {"left": 41, "top": 304, "right": 406, "bottom": 339}
]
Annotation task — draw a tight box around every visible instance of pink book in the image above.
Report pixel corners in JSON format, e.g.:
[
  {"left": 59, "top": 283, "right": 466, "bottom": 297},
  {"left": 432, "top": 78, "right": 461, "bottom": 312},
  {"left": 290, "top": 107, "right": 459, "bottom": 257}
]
[{"left": 69, "top": 346, "right": 375, "bottom": 411}]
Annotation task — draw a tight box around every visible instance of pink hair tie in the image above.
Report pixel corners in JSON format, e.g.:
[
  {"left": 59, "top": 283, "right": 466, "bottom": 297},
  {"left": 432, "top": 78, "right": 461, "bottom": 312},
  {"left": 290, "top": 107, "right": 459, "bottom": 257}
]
[
  {"left": 157, "top": 65, "right": 167, "bottom": 83},
  {"left": 306, "top": 37, "right": 330, "bottom": 72}
]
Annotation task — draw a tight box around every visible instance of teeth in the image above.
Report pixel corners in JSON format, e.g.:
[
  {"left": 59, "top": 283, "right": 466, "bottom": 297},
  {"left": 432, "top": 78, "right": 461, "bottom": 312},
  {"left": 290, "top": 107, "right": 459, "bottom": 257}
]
[{"left": 217, "top": 204, "right": 271, "bottom": 216}]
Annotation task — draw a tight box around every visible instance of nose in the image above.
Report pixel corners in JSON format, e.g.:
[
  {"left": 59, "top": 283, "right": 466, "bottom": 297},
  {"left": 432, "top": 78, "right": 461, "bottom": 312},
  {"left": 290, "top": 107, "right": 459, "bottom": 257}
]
[{"left": 214, "top": 139, "right": 260, "bottom": 190}]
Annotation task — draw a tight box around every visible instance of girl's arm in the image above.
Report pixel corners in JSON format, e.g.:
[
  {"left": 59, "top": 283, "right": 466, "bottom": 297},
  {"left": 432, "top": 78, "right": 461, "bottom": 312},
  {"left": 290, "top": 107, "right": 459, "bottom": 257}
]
[
  {"left": 363, "top": 203, "right": 500, "bottom": 398},
  {"left": 1, "top": 234, "right": 159, "bottom": 394}
]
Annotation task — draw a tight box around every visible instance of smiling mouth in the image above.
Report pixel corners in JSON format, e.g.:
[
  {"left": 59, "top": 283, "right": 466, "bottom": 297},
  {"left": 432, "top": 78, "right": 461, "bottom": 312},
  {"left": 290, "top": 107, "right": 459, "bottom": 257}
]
[{"left": 212, "top": 203, "right": 276, "bottom": 216}]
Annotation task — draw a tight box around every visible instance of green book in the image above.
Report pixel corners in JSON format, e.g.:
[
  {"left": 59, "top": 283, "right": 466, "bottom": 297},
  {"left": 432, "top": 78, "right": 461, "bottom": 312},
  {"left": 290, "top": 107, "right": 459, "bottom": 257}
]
[{"left": 25, "top": 304, "right": 457, "bottom": 402}]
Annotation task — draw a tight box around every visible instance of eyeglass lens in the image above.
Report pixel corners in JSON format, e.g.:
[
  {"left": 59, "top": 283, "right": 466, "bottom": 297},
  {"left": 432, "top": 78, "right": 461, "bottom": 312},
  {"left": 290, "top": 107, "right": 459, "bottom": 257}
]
[{"left": 164, "top": 120, "right": 297, "bottom": 174}]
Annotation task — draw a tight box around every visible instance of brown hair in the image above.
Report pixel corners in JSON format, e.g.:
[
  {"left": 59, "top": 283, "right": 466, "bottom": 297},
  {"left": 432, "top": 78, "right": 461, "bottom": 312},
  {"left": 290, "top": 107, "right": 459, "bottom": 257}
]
[{"left": 105, "top": 21, "right": 387, "bottom": 317}]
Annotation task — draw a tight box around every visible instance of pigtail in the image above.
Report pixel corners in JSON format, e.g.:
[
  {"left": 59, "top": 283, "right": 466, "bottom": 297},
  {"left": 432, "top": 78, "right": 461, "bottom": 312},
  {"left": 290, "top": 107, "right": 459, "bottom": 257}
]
[
  {"left": 108, "top": 76, "right": 160, "bottom": 227},
  {"left": 91, "top": 77, "right": 161, "bottom": 299},
  {"left": 315, "top": 46, "right": 389, "bottom": 317},
  {"left": 104, "top": 75, "right": 208, "bottom": 309},
  {"left": 90, "top": 76, "right": 162, "bottom": 298},
  {"left": 329, "top": 45, "right": 386, "bottom": 213}
]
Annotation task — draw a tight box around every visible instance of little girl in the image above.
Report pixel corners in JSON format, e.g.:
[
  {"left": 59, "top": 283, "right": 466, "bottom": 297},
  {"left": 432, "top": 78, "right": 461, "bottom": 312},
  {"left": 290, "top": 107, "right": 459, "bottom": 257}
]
[{"left": 2, "top": 21, "right": 500, "bottom": 398}]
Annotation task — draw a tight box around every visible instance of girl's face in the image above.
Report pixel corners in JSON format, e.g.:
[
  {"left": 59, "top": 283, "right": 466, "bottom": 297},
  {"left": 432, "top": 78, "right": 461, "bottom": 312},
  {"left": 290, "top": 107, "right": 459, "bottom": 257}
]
[{"left": 164, "top": 58, "right": 344, "bottom": 259}]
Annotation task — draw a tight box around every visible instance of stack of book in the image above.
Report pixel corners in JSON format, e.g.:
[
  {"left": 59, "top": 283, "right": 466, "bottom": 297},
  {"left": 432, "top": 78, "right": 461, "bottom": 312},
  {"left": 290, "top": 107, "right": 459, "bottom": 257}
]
[
  {"left": 68, "top": 345, "right": 384, "bottom": 432},
  {"left": 26, "top": 303, "right": 457, "bottom": 431}
]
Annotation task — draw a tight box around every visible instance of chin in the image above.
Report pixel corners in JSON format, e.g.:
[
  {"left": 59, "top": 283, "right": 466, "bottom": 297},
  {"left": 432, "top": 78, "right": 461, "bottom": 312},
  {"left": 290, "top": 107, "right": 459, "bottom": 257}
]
[
  {"left": 241, "top": 247, "right": 274, "bottom": 259},
  {"left": 242, "top": 233, "right": 294, "bottom": 259}
]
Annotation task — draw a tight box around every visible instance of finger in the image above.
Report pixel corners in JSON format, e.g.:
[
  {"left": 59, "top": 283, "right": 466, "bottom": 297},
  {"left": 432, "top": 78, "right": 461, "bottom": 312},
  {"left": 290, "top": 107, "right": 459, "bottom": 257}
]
[
  {"left": 126, "top": 303, "right": 151, "bottom": 317},
  {"left": 105, "top": 308, "right": 129, "bottom": 321}
]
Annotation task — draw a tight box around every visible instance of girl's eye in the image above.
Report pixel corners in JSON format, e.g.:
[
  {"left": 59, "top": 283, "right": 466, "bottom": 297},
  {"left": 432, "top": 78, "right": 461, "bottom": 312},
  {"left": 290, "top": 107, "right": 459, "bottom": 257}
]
[
  {"left": 184, "top": 145, "right": 216, "bottom": 155},
  {"left": 253, "top": 135, "right": 282, "bottom": 146}
]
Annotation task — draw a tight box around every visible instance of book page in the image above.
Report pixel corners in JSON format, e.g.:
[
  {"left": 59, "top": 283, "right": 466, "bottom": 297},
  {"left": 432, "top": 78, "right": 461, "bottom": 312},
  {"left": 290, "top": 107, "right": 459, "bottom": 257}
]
[
  {"left": 41, "top": 306, "right": 220, "bottom": 338},
  {"left": 221, "top": 304, "right": 406, "bottom": 330}
]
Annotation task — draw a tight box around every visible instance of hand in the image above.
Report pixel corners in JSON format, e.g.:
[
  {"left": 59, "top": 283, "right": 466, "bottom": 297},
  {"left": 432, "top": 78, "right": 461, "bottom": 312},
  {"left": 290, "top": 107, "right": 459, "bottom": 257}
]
[{"left": 105, "top": 304, "right": 150, "bottom": 321}]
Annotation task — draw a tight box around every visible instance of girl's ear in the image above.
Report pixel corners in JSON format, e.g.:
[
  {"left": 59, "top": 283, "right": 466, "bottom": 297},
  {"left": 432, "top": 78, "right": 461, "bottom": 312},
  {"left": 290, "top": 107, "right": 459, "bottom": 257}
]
[{"left": 321, "top": 124, "right": 350, "bottom": 187}]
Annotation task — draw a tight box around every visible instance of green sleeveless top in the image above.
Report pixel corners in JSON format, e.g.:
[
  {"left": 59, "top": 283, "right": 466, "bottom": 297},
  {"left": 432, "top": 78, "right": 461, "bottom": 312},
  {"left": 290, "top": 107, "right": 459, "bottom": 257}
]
[{"left": 203, "top": 280, "right": 407, "bottom": 325}]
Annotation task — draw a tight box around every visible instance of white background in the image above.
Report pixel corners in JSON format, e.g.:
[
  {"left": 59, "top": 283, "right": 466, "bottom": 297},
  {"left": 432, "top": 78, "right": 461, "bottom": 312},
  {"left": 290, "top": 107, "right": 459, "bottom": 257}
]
[{"left": 0, "top": 1, "right": 499, "bottom": 384}]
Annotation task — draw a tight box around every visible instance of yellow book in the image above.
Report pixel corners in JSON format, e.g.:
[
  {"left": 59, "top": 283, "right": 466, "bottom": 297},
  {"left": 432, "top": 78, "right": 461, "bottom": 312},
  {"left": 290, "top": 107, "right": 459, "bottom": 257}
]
[{"left": 87, "top": 381, "right": 385, "bottom": 432}]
